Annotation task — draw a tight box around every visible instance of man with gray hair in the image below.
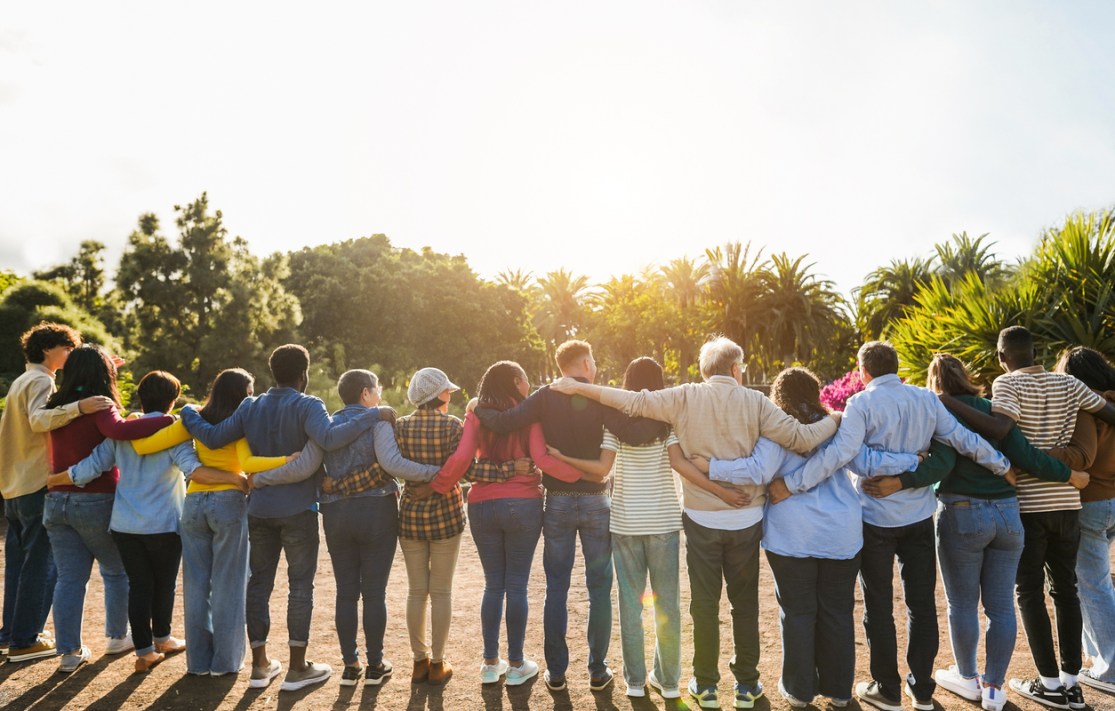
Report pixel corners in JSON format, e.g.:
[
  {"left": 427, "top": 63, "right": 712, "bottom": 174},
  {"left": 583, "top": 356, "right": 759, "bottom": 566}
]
[{"left": 552, "top": 336, "right": 839, "bottom": 710}]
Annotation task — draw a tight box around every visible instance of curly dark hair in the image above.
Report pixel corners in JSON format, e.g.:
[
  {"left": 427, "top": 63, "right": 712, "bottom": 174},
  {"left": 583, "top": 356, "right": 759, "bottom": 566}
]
[
  {"left": 20, "top": 322, "right": 81, "bottom": 364},
  {"left": 770, "top": 367, "right": 828, "bottom": 424}
]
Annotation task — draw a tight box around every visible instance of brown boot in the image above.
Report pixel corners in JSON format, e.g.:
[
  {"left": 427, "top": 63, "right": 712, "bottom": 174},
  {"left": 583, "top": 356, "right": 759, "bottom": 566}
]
[
  {"left": 428, "top": 660, "right": 453, "bottom": 685},
  {"left": 412, "top": 657, "right": 430, "bottom": 683}
]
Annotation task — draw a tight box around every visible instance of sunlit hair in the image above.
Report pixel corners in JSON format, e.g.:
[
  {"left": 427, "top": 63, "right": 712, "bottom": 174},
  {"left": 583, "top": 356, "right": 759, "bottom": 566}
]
[
  {"left": 476, "top": 360, "right": 530, "bottom": 455},
  {"left": 699, "top": 336, "right": 743, "bottom": 379},
  {"left": 857, "top": 341, "right": 899, "bottom": 378},
  {"left": 770, "top": 367, "right": 829, "bottom": 424},
  {"left": 269, "top": 344, "right": 310, "bottom": 385},
  {"left": 621, "top": 357, "right": 670, "bottom": 441},
  {"left": 137, "top": 371, "right": 181, "bottom": 414},
  {"left": 46, "top": 345, "right": 120, "bottom": 409},
  {"left": 926, "top": 353, "right": 982, "bottom": 397},
  {"left": 338, "top": 369, "right": 378, "bottom": 406},
  {"left": 20, "top": 322, "right": 81, "bottom": 364},
  {"left": 1055, "top": 346, "right": 1115, "bottom": 392},
  {"left": 199, "top": 368, "right": 254, "bottom": 425},
  {"left": 555, "top": 340, "right": 592, "bottom": 373}
]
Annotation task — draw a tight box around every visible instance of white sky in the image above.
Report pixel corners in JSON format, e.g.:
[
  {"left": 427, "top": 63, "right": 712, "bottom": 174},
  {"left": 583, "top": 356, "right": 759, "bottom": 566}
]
[{"left": 2, "top": 1, "right": 1114, "bottom": 296}]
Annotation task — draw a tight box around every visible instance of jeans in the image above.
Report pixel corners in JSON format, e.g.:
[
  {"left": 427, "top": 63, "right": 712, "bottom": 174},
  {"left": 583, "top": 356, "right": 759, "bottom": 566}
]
[
  {"left": 936, "top": 495, "right": 1024, "bottom": 687},
  {"left": 766, "top": 551, "right": 861, "bottom": 702},
  {"left": 859, "top": 517, "right": 938, "bottom": 700},
  {"left": 246, "top": 509, "right": 319, "bottom": 648},
  {"left": 683, "top": 514, "right": 762, "bottom": 688},
  {"left": 612, "top": 532, "right": 681, "bottom": 690},
  {"left": 469, "top": 497, "right": 543, "bottom": 663},
  {"left": 1078, "top": 499, "right": 1115, "bottom": 681},
  {"left": 180, "top": 490, "right": 248, "bottom": 674},
  {"left": 111, "top": 531, "right": 182, "bottom": 656},
  {"left": 322, "top": 495, "right": 398, "bottom": 666},
  {"left": 1, "top": 488, "right": 56, "bottom": 649},
  {"left": 1017, "top": 509, "right": 1082, "bottom": 677},
  {"left": 543, "top": 493, "right": 612, "bottom": 678},
  {"left": 400, "top": 534, "right": 462, "bottom": 662},
  {"left": 43, "top": 492, "right": 129, "bottom": 654}
]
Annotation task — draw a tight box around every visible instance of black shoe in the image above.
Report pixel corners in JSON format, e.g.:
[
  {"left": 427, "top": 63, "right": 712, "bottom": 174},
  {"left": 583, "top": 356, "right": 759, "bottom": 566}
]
[
  {"left": 1009, "top": 678, "right": 1069, "bottom": 709},
  {"left": 590, "top": 668, "right": 614, "bottom": 692},
  {"left": 1064, "top": 683, "right": 1085, "bottom": 710},
  {"left": 365, "top": 660, "right": 393, "bottom": 687}
]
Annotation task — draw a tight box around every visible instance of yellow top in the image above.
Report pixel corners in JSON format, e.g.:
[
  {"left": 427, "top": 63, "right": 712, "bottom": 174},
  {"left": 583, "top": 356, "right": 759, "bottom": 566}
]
[{"left": 131, "top": 419, "right": 286, "bottom": 493}]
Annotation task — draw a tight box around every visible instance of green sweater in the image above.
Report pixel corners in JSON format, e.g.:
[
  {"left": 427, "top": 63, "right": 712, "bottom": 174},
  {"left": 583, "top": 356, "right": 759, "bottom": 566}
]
[{"left": 898, "top": 394, "right": 1070, "bottom": 499}]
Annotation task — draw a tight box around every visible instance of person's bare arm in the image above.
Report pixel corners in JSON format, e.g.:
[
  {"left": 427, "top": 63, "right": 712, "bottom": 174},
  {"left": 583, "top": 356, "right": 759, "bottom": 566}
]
[{"left": 669, "top": 444, "right": 749, "bottom": 508}]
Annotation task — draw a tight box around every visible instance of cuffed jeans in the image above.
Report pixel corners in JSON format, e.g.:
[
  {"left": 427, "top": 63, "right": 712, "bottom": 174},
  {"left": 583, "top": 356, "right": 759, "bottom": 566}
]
[
  {"left": 936, "top": 495, "right": 1024, "bottom": 687},
  {"left": 543, "top": 493, "right": 612, "bottom": 679},
  {"left": 43, "top": 492, "right": 129, "bottom": 654},
  {"left": 612, "top": 532, "right": 681, "bottom": 690},
  {"left": 322, "top": 495, "right": 398, "bottom": 666},
  {"left": 112, "top": 531, "right": 182, "bottom": 656},
  {"left": 470, "top": 497, "right": 543, "bottom": 663},
  {"left": 683, "top": 514, "right": 762, "bottom": 688},
  {"left": 766, "top": 551, "right": 860, "bottom": 702},
  {"left": 859, "top": 517, "right": 938, "bottom": 700},
  {"left": 180, "top": 490, "right": 248, "bottom": 674},
  {"left": 1017, "top": 509, "right": 1083, "bottom": 677},
  {"left": 246, "top": 509, "right": 319, "bottom": 649},
  {"left": 1, "top": 488, "right": 56, "bottom": 649},
  {"left": 1078, "top": 499, "right": 1115, "bottom": 681},
  {"left": 400, "top": 534, "right": 462, "bottom": 662}
]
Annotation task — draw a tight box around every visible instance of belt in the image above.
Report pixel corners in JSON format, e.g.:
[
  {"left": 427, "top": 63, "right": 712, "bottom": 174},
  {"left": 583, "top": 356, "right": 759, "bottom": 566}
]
[{"left": 546, "top": 490, "right": 608, "bottom": 497}]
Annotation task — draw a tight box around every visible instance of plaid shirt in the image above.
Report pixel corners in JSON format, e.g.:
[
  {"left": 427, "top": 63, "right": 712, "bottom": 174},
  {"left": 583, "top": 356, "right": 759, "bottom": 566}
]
[
  {"left": 320, "top": 461, "right": 394, "bottom": 497},
  {"left": 395, "top": 410, "right": 467, "bottom": 540}
]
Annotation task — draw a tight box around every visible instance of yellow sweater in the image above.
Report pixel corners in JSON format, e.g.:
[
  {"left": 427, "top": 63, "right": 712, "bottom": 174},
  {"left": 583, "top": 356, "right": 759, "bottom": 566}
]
[{"left": 132, "top": 420, "right": 285, "bottom": 493}]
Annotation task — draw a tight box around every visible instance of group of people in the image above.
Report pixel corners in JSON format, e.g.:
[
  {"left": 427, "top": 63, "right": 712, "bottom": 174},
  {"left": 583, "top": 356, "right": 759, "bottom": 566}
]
[{"left": 1, "top": 321, "right": 1114, "bottom": 711}]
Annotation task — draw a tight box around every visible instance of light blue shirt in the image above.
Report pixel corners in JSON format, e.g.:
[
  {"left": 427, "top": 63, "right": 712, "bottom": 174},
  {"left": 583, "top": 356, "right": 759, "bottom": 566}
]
[
  {"left": 783, "top": 374, "right": 1011, "bottom": 528},
  {"left": 70, "top": 411, "right": 200, "bottom": 534}
]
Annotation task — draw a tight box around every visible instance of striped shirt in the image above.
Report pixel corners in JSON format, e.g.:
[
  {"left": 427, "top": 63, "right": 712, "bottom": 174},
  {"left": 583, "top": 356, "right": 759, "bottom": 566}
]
[
  {"left": 992, "top": 365, "right": 1107, "bottom": 513},
  {"left": 602, "top": 429, "right": 683, "bottom": 536}
]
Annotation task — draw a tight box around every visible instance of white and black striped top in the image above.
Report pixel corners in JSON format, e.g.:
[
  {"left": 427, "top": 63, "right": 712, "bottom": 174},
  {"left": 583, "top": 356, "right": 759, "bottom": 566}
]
[{"left": 602, "top": 429, "right": 683, "bottom": 536}]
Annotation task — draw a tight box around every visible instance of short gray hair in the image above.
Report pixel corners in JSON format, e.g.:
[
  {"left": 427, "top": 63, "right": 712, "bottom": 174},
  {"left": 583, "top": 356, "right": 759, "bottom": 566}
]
[{"left": 699, "top": 337, "right": 743, "bottom": 379}]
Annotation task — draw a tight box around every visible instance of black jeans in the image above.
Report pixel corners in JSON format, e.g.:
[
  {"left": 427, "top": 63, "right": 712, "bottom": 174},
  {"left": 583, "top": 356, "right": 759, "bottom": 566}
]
[
  {"left": 111, "top": 531, "right": 182, "bottom": 654},
  {"left": 683, "top": 514, "right": 761, "bottom": 688},
  {"left": 859, "top": 518, "right": 938, "bottom": 700},
  {"left": 767, "top": 551, "right": 861, "bottom": 702},
  {"left": 1016, "top": 509, "right": 1082, "bottom": 677}
]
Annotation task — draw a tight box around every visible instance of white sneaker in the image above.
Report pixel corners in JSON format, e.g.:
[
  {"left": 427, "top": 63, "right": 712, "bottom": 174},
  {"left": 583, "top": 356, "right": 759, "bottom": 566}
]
[
  {"left": 1079, "top": 668, "right": 1115, "bottom": 695},
  {"left": 627, "top": 683, "right": 646, "bottom": 697},
  {"left": 105, "top": 634, "right": 134, "bottom": 655},
  {"left": 58, "top": 646, "right": 91, "bottom": 673},
  {"left": 505, "top": 659, "right": 539, "bottom": 686},
  {"left": 480, "top": 659, "right": 509, "bottom": 684},
  {"left": 935, "top": 665, "right": 982, "bottom": 701},
  {"left": 249, "top": 659, "right": 283, "bottom": 688},
  {"left": 648, "top": 669, "right": 681, "bottom": 699},
  {"left": 779, "top": 679, "right": 810, "bottom": 708},
  {"left": 982, "top": 683, "right": 1007, "bottom": 711}
]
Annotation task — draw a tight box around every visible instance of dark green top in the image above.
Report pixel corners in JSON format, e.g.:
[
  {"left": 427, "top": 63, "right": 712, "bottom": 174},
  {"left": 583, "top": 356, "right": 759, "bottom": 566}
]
[{"left": 898, "top": 394, "right": 1070, "bottom": 499}]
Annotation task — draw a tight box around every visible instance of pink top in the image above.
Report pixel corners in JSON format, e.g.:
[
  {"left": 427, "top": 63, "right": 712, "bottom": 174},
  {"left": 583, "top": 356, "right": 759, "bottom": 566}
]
[{"left": 431, "top": 413, "right": 584, "bottom": 503}]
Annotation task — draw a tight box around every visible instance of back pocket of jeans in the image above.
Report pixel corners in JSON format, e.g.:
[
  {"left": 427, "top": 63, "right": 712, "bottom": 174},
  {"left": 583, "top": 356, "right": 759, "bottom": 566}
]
[{"left": 945, "top": 503, "right": 982, "bottom": 536}]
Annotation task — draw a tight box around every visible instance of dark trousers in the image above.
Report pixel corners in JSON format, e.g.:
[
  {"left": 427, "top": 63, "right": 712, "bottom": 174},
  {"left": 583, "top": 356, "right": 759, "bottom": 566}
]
[
  {"left": 1016, "top": 509, "right": 1083, "bottom": 677},
  {"left": 246, "top": 510, "right": 319, "bottom": 647},
  {"left": 683, "top": 514, "right": 761, "bottom": 687},
  {"left": 111, "top": 531, "right": 182, "bottom": 654},
  {"left": 1, "top": 489, "right": 56, "bottom": 649},
  {"left": 767, "top": 551, "right": 860, "bottom": 701},
  {"left": 859, "top": 518, "right": 938, "bottom": 700}
]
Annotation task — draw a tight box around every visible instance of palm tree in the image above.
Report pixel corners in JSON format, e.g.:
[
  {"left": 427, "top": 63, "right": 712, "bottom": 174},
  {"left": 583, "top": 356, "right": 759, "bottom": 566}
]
[
  {"left": 660, "top": 257, "right": 709, "bottom": 380},
  {"left": 702, "top": 242, "right": 770, "bottom": 382},
  {"left": 534, "top": 269, "right": 592, "bottom": 376},
  {"left": 761, "top": 253, "right": 849, "bottom": 366},
  {"left": 853, "top": 257, "right": 934, "bottom": 340},
  {"left": 933, "top": 232, "right": 1012, "bottom": 288},
  {"left": 495, "top": 269, "right": 536, "bottom": 294}
]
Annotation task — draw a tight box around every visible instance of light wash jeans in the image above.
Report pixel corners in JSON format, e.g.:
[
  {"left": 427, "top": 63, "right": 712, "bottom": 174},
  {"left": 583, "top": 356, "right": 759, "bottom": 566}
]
[
  {"left": 43, "top": 492, "right": 129, "bottom": 654},
  {"left": 935, "top": 494, "right": 1025, "bottom": 687},
  {"left": 180, "top": 490, "right": 249, "bottom": 674},
  {"left": 611, "top": 532, "right": 681, "bottom": 690},
  {"left": 1077, "top": 498, "right": 1115, "bottom": 682}
]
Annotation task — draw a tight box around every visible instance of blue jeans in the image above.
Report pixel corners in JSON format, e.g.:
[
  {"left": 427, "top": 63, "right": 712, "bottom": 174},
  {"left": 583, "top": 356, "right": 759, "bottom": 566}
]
[
  {"left": 246, "top": 509, "right": 319, "bottom": 648},
  {"left": 936, "top": 495, "right": 1024, "bottom": 688},
  {"left": 543, "top": 493, "right": 612, "bottom": 678},
  {"left": 43, "top": 492, "right": 129, "bottom": 654},
  {"left": 1, "top": 488, "right": 56, "bottom": 649},
  {"left": 1077, "top": 498, "right": 1115, "bottom": 682},
  {"left": 180, "top": 490, "right": 249, "bottom": 674},
  {"left": 322, "top": 495, "right": 398, "bottom": 666},
  {"left": 469, "top": 497, "right": 543, "bottom": 663},
  {"left": 612, "top": 532, "right": 680, "bottom": 690}
]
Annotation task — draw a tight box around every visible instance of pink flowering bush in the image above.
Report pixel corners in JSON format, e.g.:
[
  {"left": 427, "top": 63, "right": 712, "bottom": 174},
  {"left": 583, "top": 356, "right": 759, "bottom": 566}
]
[{"left": 820, "top": 369, "right": 864, "bottom": 412}]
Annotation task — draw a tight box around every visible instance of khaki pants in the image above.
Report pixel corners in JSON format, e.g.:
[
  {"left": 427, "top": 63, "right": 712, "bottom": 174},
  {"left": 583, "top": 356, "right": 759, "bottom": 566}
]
[{"left": 399, "top": 534, "right": 462, "bottom": 662}]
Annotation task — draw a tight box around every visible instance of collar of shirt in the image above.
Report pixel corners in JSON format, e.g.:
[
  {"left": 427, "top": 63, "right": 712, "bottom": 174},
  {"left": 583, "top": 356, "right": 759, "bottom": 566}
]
[
  {"left": 865, "top": 373, "right": 901, "bottom": 390},
  {"left": 26, "top": 362, "right": 53, "bottom": 377},
  {"left": 1012, "top": 365, "right": 1046, "bottom": 375},
  {"left": 706, "top": 375, "right": 737, "bottom": 387}
]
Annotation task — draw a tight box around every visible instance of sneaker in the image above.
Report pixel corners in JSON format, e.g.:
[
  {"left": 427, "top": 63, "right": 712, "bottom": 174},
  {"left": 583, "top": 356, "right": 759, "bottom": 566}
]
[
  {"left": 544, "top": 669, "right": 566, "bottom": 691},
  {"left": 1079, "top": 668, "right": 1115, "bottom": 694},
  {"left": 57, "top": 646, "right": 91, "bottom": 673},
  {"left": 982, "top": 684, "right": 1007, "bottom": 711},
  {"left": 8, "top": 638, "right": 57, "bottom": 662},
  {"left": 280, "top": 661, "right": 332, "bottom": 691},
  {"left": 1063, "top": 683, "right": 1085, "bottom": 710},
  {"left": 590, "top": 667, "right": 614, "bottom": 692},
  {"left": 648, "top": 669, "right": 681, "bottom": 699},
  {"left": 428, "top": 660, "right": 453, "bottom": 685},
  {"left": 506, "top": 659, "right": 539, "bottom": 686},
  {"left": 0, "top": 642, "right": 8, "bottom": 656},
  {"left": 857, "top": 681, "right": 903, "bottom": 711},
  {"left": 105, "top": 635, "right": 135, "bottom": 655},
  {"left": 689, "top": 678, "right": 720, "bottom": 709},
  {"left": 480, "top": 659, "right": 509, "bottom": 684},
  {"left": 735, "top": 681, "right": 765, "bottom": 709},
  {"left": 627, "top": 683, "right": 646, "bottom": 697},
  {"left": 249, "top": 659, "right": 283, "bottom": 688},
  {"left": 364, "top": 660, "right": 393, "bottom": 686},
  {"left": 829, "top": 697, "right": 850, "bottom": 708},
  {"left": 1009, "top": 678, "right": 1069, "bottom": 709},
  {"left": 905, "top": 674, "right": 934, "bottom": 710},
  {"left": 340, "top": 662, "right": 365, "bottom": 687},
  {"left": 934, "top": 666, "right": 981, "bottom": 701},
  {"left": 778, "top": 679, "right": 809, "bottom": 708}
]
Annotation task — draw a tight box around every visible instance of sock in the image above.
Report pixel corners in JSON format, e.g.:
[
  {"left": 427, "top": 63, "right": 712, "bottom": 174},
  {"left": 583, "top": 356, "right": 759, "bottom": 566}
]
[
  {"left": 1061, "top": 672, "right": 1079, "bottom": 687},
  {"left": 1040, "top": 675, "right": 1062, "bottom": 690}
]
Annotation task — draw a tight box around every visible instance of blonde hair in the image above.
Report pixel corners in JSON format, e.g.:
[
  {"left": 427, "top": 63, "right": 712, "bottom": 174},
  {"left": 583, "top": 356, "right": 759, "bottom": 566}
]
[{"left": 926, "top": 353, "right": 981, "bottom": 397}]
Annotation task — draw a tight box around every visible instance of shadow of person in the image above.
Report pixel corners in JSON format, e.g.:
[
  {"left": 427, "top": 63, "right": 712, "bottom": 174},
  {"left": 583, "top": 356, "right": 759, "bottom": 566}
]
[
  {"left": 407, "top": 682, "right": 447, "bottom": 711},
  {"left": 144, "top": 673, "right": 239, "bottom": 711},
  {"left": 506, "top": 677, "right": 539, "bottom": 711},
  {"left": 3, "top": 655, "right": 117, "bottom": 710}
]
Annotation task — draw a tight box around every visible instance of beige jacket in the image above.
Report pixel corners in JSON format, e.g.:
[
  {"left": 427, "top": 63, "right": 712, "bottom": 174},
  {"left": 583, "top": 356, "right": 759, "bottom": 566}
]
[{"left": 0, "top": 364, "right": 83, "bottom": 499}]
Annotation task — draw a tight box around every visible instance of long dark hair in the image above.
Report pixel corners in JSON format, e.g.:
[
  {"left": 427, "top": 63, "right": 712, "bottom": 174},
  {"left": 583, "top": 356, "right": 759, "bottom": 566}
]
[
  {"left": 199, "top": 368, "right": 254, "bottom": 425},
  {"left": 621, "top": 357, "right": 670, "bottom": 441},
  {"left": 770, "top": 367, "right": 828, "bottom": 424},
  {"left": 926, "top": 353, "right": 982, "bottom": 397},
  {"left": 1056, "top": 347, "right": 1115, "bottom": 392},
  {"left": 46, "top": 345, "right": 120, "bottom": 409},
  {"left": 476, "top": 360, "right": 529, "bottom": 455}
]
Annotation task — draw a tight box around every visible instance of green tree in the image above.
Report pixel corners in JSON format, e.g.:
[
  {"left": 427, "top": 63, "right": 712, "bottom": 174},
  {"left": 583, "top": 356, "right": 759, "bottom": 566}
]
[
  {"left": 0, "top": 270, "right": 21, "bottom": 295},
  {"left": 533, "top": 269, "right": 592, "bottom": 377},
  {"left": 933, "top": 232, "right": 1012, "bottom": 289},
  {"left": 760, "top": 253, "right": 851, "bottom": 375},
  {"left": 34, "top": 241, "right": 107, "bottom": 313},
  {"left": 702, "top": 242, "right": 770, "bottom": 382},
  {"left": 853, "top": 257, "right": 934, "bottom": 340},
  {"left": 660, "top": 256, "right": 709, "bottom": 381},
  {"left": 0, "top": 280, "right": 115, "bottom": 379}
]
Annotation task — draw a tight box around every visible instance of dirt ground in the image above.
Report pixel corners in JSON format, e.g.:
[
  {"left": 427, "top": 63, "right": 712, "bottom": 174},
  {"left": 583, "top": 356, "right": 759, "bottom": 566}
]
[{"left": 2, "top": 517, "right": 1115, "bottom": 711}]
